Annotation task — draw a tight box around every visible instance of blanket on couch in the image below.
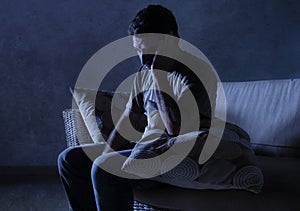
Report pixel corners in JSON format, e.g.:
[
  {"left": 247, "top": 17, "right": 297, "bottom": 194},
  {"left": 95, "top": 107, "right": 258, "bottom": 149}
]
[{"left": 122, "top": 122, "right": 264, "bottom": 193}]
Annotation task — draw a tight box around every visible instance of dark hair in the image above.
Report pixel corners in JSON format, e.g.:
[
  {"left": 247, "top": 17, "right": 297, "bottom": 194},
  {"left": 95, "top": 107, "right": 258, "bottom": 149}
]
[{"left": 128, "top": 5, "right": 179, "bottom": 37}]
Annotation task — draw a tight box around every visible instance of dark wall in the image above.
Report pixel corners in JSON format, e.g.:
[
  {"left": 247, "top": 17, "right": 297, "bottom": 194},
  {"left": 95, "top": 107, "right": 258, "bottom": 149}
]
[{"left": 0, "top": 0, "right": 299, "bottom": 166}]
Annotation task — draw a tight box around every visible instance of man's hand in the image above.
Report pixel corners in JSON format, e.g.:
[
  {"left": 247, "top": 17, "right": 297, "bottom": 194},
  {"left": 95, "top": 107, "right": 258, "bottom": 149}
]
[{"left": 148, "top": 58, "right": 182, "bottom": 136}]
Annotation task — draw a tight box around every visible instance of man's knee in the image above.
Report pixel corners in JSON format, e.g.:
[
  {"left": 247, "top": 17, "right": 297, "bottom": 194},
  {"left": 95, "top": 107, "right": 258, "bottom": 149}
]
[
  {"left": 91, "top": 157, "right": 123, "bottom": 187},
  {"left": 57, "top": 147, "right": 83, "bottom": 169},
  {"left": 91, "top": 157, "right": 112, "bottom": 187},
  {"left": 91, "top": 150, "right": 133, "bottom": 181},
  {"left": 91, "top": 153, "right": 111, "bottom": 179}
]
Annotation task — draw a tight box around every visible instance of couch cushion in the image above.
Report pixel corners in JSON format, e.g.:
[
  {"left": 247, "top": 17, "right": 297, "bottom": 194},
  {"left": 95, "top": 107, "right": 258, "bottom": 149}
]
[
  {"left": 257, "top": 155, "right": 300, "bottom": 193},
  {"left": 216, "top": 79, "right": 300, "bottom": 157},
  {"left": 133, "top": 156, "right": 300, "bottom": 210},
  {"left": 70, "top": 87, "right": 129, "bottom": 143}
]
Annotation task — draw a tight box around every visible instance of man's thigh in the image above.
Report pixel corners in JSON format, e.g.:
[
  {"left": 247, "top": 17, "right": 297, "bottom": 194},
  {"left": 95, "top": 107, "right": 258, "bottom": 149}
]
[
  {"left": 93, "top": 149, "right": 162, "bottom": 189},
  {"left": 59, "top": 143, "right": 106, "bottom": 169}
]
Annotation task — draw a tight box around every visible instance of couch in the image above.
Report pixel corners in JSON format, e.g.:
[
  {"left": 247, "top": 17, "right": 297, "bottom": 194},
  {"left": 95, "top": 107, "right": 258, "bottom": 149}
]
[{"left": 63, "top": 79, "right": 300, "bottom": 211}]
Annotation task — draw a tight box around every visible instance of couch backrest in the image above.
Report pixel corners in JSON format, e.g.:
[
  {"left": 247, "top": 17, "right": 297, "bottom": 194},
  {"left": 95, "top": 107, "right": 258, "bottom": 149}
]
[
  {"left": 75, "top": 79, "right": 300, "bottom": 157},
  {"left": 216, "top": 79, "right": 300, "bottom": 157}
]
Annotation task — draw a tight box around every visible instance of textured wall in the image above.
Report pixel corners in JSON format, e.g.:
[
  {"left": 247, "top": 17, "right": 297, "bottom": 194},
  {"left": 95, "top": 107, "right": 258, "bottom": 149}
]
[{"left": 0, "top": 0, "right": 299, "bottom": 166}]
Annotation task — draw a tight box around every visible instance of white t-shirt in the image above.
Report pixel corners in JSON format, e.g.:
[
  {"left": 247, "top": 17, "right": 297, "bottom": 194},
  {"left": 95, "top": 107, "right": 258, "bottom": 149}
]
[{"left": 126, "top": 53, "right": 216, "bottom": 141}]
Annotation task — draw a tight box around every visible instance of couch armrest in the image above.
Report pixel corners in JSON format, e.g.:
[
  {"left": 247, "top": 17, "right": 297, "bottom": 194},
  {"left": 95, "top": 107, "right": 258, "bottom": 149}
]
[{"left": 62, "top": 109, "right": 93, "bottom": 147}]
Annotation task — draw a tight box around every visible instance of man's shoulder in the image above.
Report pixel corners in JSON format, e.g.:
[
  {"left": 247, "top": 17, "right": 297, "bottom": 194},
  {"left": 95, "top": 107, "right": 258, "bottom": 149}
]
[{"left": 173, "top": 49, "right": 217, "bottom": 89}]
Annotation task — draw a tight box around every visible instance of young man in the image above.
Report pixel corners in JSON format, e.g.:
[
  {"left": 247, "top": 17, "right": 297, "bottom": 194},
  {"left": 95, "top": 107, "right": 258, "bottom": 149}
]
[{"left": 58, "top": 5, "right": 216, "bottom": 211}]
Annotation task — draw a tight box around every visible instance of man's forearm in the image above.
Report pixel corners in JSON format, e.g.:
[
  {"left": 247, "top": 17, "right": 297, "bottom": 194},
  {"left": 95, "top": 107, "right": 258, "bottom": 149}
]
[
  {"left": 103, "top": 128, "right": 129, "bottom": 154},
  {"left": 151, "top": 70, "right": 181, "bottom": 136},
  {"left": 102, "top": 109, "right": 143, "bottom": 154},
  {"left": 102, "top": 110, "right": 132, "bottom": 154}
]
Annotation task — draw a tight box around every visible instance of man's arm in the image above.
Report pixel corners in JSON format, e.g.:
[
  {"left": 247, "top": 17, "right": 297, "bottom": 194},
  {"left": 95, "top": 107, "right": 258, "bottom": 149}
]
[
  {"left": 150, "top": 68, "right": 214, "bottom": 136},
  {"left": 102, "top": 108, "right": 144, "bottom": 154},
  {"left": 150, "top": 69, "right": 181, "bottom": 136}
]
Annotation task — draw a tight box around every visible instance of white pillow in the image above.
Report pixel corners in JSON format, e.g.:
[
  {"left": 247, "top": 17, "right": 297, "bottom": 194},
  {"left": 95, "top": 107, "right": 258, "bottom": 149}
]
[{"left": 70, "top": 87, "right": 129, "bottom": 144}]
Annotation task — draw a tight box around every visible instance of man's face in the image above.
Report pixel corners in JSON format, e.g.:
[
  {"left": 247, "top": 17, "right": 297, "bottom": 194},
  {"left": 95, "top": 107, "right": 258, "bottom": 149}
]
[{"left": 132, "top": 35, "right": 162, "bottom": 69}]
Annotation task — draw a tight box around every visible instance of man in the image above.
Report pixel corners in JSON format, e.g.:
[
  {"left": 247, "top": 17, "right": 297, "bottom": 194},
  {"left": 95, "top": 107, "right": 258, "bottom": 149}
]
[{"left": 58, "top": 5, "right": 217, "bottom": 211}]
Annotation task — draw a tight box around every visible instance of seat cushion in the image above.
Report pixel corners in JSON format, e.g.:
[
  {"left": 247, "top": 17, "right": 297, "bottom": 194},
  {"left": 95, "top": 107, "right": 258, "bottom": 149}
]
[
  {"left": 133, "top": 155, "right": 300, "bottom": 210},
  {"left": 258, "top": 155, "right": 300, "bottom": 193}
]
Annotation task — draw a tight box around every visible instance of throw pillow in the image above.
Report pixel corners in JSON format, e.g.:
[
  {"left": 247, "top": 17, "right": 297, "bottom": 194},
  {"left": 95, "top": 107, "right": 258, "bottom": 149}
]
[{"left": 70, "top": 87, "right": 129, "bottom": 143}]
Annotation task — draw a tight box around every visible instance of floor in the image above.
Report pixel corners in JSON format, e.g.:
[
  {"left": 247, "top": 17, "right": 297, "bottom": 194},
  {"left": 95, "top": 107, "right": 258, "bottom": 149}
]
[
  {"left": 0, "top": 166, "right": 161, "bottom": 211},
  {"left": 0, "top": 168, "right": 69, "bottom": 211},
  {"left": 2, "top": 166, "right": 299, "bottom": 211}
]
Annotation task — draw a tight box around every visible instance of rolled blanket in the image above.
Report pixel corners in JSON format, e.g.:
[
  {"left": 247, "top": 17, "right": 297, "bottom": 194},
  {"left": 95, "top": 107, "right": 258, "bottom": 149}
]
[
  {"left": 196, "top": 159, "right": 236, "bottom": 185},
  {"left": 232, "top": 165, "right": 264, "bottom": 193},
  {"left": 167, "top": 131, "right": 208, "bottom": 159},
  {"left": 213, "top": 141, "right": 242, "bottom": 160},
  {"left": 121, "top": 150, "right": 161, "bottom": 178},
  {"left": 221, "top": 128, "right": 240, "bottom": 142},
  {"left": 160, "top": 156, "right": 200, "bottom": 181}
]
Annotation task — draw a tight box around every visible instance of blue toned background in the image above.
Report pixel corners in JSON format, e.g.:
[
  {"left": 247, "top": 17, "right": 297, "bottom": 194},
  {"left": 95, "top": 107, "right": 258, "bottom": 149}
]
[{"left": 0, "top": 0, "right": 299, "bottom": 166}]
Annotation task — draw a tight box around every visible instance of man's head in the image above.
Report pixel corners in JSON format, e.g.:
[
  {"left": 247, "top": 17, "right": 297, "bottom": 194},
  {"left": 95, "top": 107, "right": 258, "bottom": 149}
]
[
  {"left": 128, "top": 5, "right": 179, "bottom": 37},
  {"left": 129, "top": 5, "right": 179, "bottom": 68}
]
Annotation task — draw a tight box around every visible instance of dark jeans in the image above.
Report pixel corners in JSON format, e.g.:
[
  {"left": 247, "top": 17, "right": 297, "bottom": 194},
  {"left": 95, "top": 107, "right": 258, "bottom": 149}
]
[{"left": 57, "top": 143, "right": 158, "bottom": 211}]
